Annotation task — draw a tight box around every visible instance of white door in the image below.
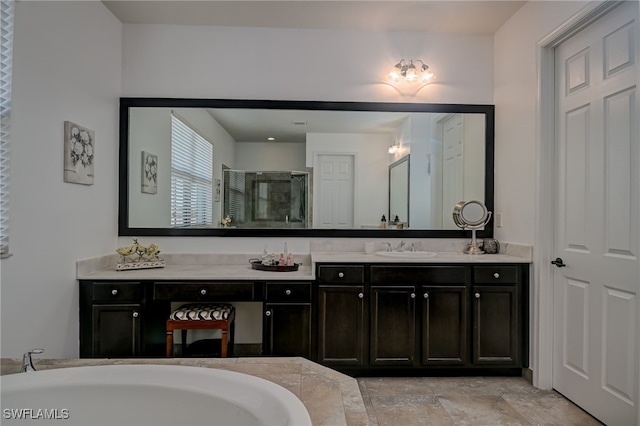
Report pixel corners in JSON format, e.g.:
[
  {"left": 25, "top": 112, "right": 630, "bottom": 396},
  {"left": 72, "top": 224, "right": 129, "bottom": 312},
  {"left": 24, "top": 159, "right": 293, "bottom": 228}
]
[
  {"left": 314, "top": 154, "right": 354, "bottom": 228},
  {"left": 442, "top": 114, "right": 463, "bottom": 229},
  {"left": 553, "top": 3, "right": 639, "bottom": 425}
]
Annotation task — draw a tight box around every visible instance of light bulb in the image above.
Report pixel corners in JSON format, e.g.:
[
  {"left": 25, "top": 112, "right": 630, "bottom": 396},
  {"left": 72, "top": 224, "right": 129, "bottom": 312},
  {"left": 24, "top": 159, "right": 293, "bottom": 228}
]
[
  {"left": 421, "top": 66, "right": 435, "bottom": 82},
  {"left": 405, "top": 62, "right": 418, "bottom": 82}
]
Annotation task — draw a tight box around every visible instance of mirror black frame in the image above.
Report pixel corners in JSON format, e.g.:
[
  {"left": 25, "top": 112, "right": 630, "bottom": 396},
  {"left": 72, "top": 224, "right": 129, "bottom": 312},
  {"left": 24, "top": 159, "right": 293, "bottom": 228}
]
[{"left": 119, "top": 98, "right": 494, "bottom": 238}]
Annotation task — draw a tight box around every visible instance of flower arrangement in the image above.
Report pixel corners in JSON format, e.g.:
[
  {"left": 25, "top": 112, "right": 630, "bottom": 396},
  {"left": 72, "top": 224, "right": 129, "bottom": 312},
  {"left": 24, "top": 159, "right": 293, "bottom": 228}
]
[
  {"left": 221, "top": 215, "right": 232, "bottom": 227},
  {"left": 69, "top": 125, "right": 94, "bottom": 168}
]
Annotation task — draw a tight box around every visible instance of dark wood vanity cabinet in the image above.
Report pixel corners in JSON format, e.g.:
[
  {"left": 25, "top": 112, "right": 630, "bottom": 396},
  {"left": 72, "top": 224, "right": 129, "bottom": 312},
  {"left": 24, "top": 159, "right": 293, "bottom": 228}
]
[
  {"left": 80, "top": 262, "right": 528, "bottom": 373},
  {"left": 370, "top": 285, "right": 416, "bottom": 366},
  {"left": 316, "top": 265, "right": 367, "bottom": 366},
  {"left": 315, "top": 263, "right": 528, "bottom": 374},
  {"left": 263, "top": 281, "right": 313, "bottom": 358},
  {"left": 80, "top": 281, "right": 143, "bottom": 358},
  {"left": 471, "top": 266, "right": 522, "bottom": 366}
]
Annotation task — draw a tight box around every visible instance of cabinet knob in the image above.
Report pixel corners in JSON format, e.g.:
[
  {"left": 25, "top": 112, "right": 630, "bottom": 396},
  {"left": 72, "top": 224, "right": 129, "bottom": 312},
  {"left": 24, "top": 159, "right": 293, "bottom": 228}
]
[
  {"left": 475, "top": 292, "right": 481, "bottom": 299},
  {"left": 494, "top": 272, "right": 500, "bottom": 279},
  {"left": 358, "top": 292, "right": 364, "bottom": 299},
  {"left": 111, "top": 289, "right": 118, "bottom": 295},
  {"left": 265, "top": 310, "right": 272, "bottom": 317},
  {"left": 338, "top": 272, "right": 344, "bottom": 278},
  {"left": 424, "top": 293, "right": 429, "bottom": 299},
  {"left": 410, "top": 293, "right": 416, "bottom": 299},
  {"left": 200, "top": 289, "right": 207, "bottom": 295},
  {"left": 132, "top": 311, "right": 139, "bottom": 318},
  {"left": 285, "top": 289, "right": 292, "bottom": 296}
]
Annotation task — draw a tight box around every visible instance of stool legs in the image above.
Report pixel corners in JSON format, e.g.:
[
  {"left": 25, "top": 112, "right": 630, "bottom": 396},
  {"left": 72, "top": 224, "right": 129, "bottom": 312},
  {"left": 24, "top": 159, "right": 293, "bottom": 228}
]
[{"left": 166, "top": 328, "right": 174, "bottom": 357}]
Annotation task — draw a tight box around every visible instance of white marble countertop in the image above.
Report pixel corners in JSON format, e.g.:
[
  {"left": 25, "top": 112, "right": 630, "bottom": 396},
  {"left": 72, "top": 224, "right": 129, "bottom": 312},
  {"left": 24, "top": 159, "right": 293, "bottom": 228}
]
[{"left": 77, "top": 249, "right": 531, "bottom": 281}]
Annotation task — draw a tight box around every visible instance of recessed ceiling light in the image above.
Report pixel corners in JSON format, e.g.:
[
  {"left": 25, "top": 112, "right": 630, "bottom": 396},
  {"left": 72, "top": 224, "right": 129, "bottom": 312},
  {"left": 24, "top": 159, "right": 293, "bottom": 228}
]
[
  {"left": 267, "top": 137, "right": 275, "bottom": 141},
  {"left": 292, "top": 121, "right": 307, "bottom": 126}
]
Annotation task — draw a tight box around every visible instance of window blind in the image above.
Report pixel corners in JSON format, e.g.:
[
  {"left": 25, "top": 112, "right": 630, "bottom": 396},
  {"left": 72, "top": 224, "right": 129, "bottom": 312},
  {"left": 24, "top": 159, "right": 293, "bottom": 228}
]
[
  {"left": 0, "top": 0, "right": 14, "bottom": 257},
  {"left": 170, "top": 114, "right": 213, "bottom": 227}
]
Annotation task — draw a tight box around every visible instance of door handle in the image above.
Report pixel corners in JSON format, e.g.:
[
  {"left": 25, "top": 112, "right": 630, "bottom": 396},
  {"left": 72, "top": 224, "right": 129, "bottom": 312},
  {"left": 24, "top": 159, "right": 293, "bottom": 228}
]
[{"left": 551, "top": 257, "right": 566, "bottom": 267}]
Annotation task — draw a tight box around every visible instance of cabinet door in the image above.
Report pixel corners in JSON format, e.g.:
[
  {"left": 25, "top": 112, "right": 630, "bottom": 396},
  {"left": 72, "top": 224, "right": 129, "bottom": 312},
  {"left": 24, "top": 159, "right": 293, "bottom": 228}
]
[
  {"left": 421, "top": 285, "right": 468, "bottom": 365},
  {"left": 317, "top": 285, "right": 366, "bottom": 366},
  {"left": 370, "top": 286, "right": 416, "bottom": 366},
  {"left": 91, "top": 304, "right": 141, "bottom": 357},
  {"left": 264, "top": 303, "right": 312, "bottom": 358},
  {"left": 472, "top": 285, "right": 519, "bottom": 365}
]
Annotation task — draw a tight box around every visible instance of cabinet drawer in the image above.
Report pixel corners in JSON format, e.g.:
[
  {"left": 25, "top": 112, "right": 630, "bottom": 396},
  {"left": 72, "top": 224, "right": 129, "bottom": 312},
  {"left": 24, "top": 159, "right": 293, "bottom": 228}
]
[
  {"left": 266, "top": 282, "right": 312, "bottom": 302},
  {"left": 153, "top": 282, "right": 256, "bottom": 301},
  {"left": 317, "top": 265, "right": 365, "bottom": 283},
  {"left": 92, "top": 282, "right": 142, "bottom": 302},
  {"left": 371, "top": 266, "right": 467, "bottom": 284},
  {"left": 473, "top": 266, "right": 518, "bottom": 284}
]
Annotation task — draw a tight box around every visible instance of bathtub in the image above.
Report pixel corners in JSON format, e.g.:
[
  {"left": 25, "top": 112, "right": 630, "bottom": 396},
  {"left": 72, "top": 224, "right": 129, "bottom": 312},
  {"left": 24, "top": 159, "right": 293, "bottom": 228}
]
[{"left": 0, "top": 364, "right": 312, "bottom": 425}]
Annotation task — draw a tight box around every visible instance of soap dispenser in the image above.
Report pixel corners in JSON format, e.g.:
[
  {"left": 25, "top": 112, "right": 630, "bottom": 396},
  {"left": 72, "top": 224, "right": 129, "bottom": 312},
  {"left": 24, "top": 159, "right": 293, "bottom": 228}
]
[{"left": 380, "top": 215, "right": 387, "bottom": 229}]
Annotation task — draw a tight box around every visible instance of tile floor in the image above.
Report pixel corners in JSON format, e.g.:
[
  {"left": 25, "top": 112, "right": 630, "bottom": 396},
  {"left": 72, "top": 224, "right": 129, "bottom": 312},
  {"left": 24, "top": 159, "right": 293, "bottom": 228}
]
[{"left": 357, "top": 376, "right": 604, "bottom": 426}]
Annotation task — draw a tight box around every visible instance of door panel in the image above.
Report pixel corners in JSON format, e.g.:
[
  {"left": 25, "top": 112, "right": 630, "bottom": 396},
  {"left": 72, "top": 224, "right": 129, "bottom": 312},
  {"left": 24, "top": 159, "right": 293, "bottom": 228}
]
[{"left": 553, "top": 3, "right": 639, "bottom": 425}]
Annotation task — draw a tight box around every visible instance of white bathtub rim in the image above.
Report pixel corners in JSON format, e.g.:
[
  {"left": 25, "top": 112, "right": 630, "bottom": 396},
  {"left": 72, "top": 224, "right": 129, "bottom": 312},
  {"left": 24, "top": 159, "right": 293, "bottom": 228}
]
[{"left": 1, "top": 364, "right": 312, "bottom": 426}]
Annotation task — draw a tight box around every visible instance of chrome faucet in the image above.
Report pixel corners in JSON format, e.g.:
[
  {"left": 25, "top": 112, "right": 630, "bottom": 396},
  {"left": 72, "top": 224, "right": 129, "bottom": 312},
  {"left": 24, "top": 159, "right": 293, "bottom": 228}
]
[
  {"left": 21, "top": 348, "right": 44, "bottom": 372},
  {"left": 381, "top": 242, "right": 392, "bottom": 252},
  {"left": 396, "top": 240, "right": 407, "bottom": 252}
]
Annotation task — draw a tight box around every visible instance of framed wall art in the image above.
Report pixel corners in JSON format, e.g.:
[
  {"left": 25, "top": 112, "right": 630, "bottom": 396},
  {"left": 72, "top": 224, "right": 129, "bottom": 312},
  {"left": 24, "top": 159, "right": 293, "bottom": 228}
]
[
  {"left": 63, "top": 121, "right": 95, "bottom": 185},
  {"left": 141, "top": 151, "right": 158, "bottom": 194}
]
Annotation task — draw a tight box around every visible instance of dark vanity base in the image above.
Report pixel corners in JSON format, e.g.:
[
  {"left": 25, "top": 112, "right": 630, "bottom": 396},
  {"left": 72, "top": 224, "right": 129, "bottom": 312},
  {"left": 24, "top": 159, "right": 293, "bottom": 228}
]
[
  {"left": 79, "top": 261, "right": 529, "bottom": 377},
  {"left": 336, "top": 367, "right": 525, "bottom": 378}
]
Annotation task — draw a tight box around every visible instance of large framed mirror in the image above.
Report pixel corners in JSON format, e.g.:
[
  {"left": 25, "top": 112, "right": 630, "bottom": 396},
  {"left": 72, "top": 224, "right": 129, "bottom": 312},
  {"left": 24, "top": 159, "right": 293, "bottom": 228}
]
[{"left": 119, "top": 98, "right": 494, "bottom": 238}]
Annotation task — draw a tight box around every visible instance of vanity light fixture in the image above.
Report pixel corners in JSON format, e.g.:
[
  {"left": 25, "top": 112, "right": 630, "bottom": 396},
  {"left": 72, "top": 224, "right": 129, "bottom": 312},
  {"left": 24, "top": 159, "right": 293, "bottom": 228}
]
[
  {"left": 388, "top": 59, "right": 435, "bottom": 84},
  {"left": 388, "top": 142, "right": 400, "bottom": 154}
]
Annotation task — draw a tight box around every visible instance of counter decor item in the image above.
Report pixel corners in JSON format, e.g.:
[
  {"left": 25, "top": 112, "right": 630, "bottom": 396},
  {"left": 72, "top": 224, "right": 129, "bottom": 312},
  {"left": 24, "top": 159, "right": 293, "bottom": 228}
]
[
  {"left": 116, "top": 238, "right": 165, "bottom": 271},
  {"left": 482, "top": 238, "right": 500, "bottom": 254},
  {"left": 249, "top": 246, "right": 299, "bottom": 272},
  {"left": 452, "top": 200, "right": 492, "bottom": 255}
]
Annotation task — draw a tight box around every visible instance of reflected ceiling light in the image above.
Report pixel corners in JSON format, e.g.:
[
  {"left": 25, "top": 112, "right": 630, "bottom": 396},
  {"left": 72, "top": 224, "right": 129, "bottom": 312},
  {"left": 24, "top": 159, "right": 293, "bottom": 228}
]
[
  {"left": 388, "top": 59, "right": 435, "bottom": 84},
  {"left": 267, "top": 137, "right": 276, "bottom": 141},
  {"left": 388, "top": 142, "right": 399, "bottom": 154}
]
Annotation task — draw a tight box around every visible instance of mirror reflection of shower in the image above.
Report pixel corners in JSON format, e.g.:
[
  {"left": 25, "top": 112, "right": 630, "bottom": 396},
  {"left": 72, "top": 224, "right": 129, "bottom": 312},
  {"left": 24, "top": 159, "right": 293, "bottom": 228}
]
[{"left": 223, "top": 170, "right": 309, "bottom": 228}]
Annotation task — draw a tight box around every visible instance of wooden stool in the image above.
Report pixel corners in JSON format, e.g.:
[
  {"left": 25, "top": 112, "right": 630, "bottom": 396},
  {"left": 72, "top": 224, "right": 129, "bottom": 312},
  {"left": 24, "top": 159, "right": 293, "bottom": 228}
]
[{"left": 166, "top": 303, "right": 235, "bottom": 357}]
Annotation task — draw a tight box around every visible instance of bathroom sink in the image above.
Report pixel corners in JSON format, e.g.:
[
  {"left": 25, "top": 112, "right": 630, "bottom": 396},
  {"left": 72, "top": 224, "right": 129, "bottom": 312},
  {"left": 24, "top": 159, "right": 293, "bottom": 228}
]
[{"left": 375, "top": 251, "right": 438, "bottom": 258}]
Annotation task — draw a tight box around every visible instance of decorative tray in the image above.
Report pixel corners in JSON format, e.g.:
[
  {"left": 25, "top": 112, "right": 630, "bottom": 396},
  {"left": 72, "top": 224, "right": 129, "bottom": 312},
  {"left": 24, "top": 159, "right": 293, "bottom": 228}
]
[
  {"left": 249, "top": 260, "right": 300, "bottom": 272},
  {"left": 116, "top": 260, "right": 165, "bottom": 271}
]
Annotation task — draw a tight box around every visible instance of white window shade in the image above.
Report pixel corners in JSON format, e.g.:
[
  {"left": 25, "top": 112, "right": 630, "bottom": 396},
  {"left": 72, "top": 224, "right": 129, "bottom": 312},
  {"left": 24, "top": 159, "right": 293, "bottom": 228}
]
[
  {"left": 0, "top": 0, "right": 14, "bottom": 257},
  {"left": 170, "top": 114, "right": 213, "bottom": 227}
]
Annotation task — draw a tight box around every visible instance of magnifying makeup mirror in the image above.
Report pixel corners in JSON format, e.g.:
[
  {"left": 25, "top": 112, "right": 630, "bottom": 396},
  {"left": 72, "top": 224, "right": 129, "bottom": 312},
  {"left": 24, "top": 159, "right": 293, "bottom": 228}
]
[{"left": 453, "top": 200, "right": 492, "bottom": 254}]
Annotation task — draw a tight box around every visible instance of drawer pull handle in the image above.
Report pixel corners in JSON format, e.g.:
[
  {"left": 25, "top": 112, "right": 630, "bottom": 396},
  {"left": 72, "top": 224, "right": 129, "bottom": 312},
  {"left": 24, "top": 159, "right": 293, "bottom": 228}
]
[
  {"left": 338, "top": 272, "right": 344, "bottom": 278},
  {"left": 285, "top": 289, "right": 292, "bottom": 296},
  {"left": 132, "top": 311, "right": 139, "bottom": 318},
  {"left": 111, "top": 289, "right": 118, "bottom": 296},
  {"left": 494, "top": 273, "right": 500, "bottom": 279},
  {"left": 200, "top": 289, "right": 207, "bottom": 295},
  {"left": 265, "top": 310, "right": 272, "bottom": 317},
  {"left": 475, "top": 292, "right": 481, "bottom": 299},
  {"left": 410, "top": 293, "right": 416, "bottom": 299},
  {"left": 424, "top": 293, "right": 429, "bottom": 299},
  {"left": 358, "top": 292, "right": 364, "bottom": 299}
]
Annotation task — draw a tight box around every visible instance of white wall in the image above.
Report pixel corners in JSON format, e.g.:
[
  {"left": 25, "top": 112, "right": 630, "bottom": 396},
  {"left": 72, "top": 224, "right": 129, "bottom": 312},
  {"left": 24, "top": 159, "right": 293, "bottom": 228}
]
[
  {"left": 493, "top": 0, "right": 589, "bottom": 245},
  {"left": 1, "top": 1, "right": 122, "bottom": 357},
  {"left": 235, "top": 142, "right": 306, "bottom": 171}
]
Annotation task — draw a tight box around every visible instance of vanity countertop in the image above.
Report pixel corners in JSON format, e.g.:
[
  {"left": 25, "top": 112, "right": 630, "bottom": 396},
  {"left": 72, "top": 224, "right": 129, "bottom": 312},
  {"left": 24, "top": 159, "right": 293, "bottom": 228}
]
[{"left": 77, "top": 250, "right": 531, "bottom": 281}]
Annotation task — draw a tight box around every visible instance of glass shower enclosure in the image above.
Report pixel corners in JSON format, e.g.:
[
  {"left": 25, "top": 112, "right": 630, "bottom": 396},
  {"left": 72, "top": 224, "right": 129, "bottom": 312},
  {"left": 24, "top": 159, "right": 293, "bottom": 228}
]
[{"left": 223, "top": 170, "right": 309, "bottom": 228}]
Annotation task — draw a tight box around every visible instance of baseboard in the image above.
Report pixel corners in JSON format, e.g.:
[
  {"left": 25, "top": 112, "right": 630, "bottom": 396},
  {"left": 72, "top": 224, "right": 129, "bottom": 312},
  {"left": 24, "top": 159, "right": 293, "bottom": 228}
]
[{"left": 522, "top": 368, "right": 533, "bottom": 384}]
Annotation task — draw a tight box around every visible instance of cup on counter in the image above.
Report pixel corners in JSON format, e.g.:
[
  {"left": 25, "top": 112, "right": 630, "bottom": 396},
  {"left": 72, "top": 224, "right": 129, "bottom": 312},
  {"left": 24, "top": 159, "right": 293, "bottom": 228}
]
[{"left": 364, "top": 242, "right": 377, "bottom": 254}]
